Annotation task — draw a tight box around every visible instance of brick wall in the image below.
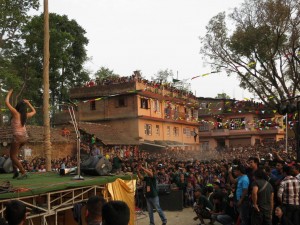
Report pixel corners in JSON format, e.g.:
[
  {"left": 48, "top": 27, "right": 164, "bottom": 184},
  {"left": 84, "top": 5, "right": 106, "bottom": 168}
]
[{"left": 0, "top": 142, "right": 76, "bottom": 160}]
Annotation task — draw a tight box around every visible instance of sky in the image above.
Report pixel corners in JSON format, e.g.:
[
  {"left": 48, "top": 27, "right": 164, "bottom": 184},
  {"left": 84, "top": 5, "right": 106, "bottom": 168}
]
[{"left": 36, "top": 0, "right": 254, "bottom": 100}]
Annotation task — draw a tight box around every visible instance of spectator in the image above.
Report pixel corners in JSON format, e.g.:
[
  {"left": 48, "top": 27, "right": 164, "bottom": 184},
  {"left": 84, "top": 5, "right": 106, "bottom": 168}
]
[
  {"left": 61, "top": 127, "right": 70, "bottom": 137},
  {"left": 185, "top": 181, "right": 194, "bottom": 207},
  {"left": 193, "top": 187, "right": 213, "bottom": 225},
  {"left": 251, "top": 168, "right": 274, "bottom": 225},
  {"left": 90, "top": 134, "right": 96, "bottom": 150},
  {"left": 157, "top": 167, "right": 169, "bottom": 184},
  {"left": 277, "top": 165, "right": 300, "bottom": 225},
  {"left": 112, "top": 151, "right": 123, "bottom": 174},
  {"left": 232, "top": 164, "right": 250, "bottom": 225},
  {"left": 210, "top": 192, "right": 234, "bottom": 225},
  {"left": 137, "top": 165, "right": 167, "bottom": 225},
  {"left": 91, "top": 144, "right": 101, "bottom": 157},
  {"left": 4, "top": 200, "right": 26, "bottom": 225},
  {"left": 102, "top": 201, "right": 130, "bottom": 225},
  {"left": 273, "top": 206, "right": 294, "bottom": 225},
  {"left": 271, "top": 161, "right": 285, "bottom": 186},
  {"left": 291, "top": 163, "right": 300, "bottom": 181},
  {"left": 85, "top": 195, "right": 106, "bottom": 225}
]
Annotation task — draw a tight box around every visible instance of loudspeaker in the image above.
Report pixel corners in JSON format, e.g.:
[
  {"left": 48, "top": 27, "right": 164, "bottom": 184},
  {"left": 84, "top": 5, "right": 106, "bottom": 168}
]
[
  {"left": 81, "top": 156, "right": 112, "bottom": 176},
  {"left": 159, "top": 190, "right": 183, "bottom": 211},
  {"left": 0, "top": 157, "right": 13, "bottom": 173}
]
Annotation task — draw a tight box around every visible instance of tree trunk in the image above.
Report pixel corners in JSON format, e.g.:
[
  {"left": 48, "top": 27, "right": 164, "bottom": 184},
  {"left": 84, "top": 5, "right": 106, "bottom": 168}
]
[{"left": 43, "top": 0, "right": 52, "bottom": 171}]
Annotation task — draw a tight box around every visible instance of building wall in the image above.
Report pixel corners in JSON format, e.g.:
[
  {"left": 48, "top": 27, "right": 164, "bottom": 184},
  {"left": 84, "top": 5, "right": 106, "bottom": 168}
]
[
  {"left": 78, "top": 95, "right": 138, "bottom": 121},
  {"left": 138, "top": 119, "right": 198, "bottom": 144},
  {"left": 100, "top": 119, "right": 140, "bottom": 143},
  {"left": 0, "top": 142, "right": 76, "bottom": 160},
  {"left": 198, "top": 109, "right": 285, "bottom": 150}
]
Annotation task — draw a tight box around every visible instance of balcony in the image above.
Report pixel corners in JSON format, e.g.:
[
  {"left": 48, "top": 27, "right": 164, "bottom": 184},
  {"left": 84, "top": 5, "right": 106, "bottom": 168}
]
[{"left": 199, "top": 127, "right": 284, "bottom": 138}]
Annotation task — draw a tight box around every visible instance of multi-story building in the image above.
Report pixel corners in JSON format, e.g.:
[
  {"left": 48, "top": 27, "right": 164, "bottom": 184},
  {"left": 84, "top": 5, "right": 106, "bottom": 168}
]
[
  {"left": 62, "top": 73, "right": 200, "bottom": 151},
  {"left": 198, "top": 97, "right": 285, "bottom": 151}
]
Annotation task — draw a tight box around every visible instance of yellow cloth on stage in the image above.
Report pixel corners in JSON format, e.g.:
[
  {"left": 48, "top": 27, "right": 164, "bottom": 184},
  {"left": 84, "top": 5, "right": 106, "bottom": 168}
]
[{"left": 107, "top": 177, "right": 136, "bottom": 225}]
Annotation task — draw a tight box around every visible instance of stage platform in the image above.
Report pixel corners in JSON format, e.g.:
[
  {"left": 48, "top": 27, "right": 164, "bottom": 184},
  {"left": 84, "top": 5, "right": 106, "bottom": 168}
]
[{"left": 0, "top": 172, "right": 136, "bottom": 225}]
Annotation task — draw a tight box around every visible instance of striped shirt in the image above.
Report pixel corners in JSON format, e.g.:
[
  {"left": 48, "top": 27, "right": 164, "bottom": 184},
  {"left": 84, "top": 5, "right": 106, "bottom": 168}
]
[{"left": 277, "top": 176, "right": 300, "bottom": 205}]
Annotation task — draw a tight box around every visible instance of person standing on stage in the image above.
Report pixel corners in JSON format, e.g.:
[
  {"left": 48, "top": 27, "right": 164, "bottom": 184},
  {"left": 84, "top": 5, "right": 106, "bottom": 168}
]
[
  {"left": 5, "top": 89, "right": 36, "bottom": 179},
  {"left": 137, "top": 165, "right": 167, "bottom": 225}
]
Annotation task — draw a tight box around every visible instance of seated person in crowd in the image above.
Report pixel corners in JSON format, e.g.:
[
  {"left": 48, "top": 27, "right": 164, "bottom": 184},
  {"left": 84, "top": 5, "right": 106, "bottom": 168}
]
[{"left": 210, "top": 192, "right": 234, "bottom": 225}]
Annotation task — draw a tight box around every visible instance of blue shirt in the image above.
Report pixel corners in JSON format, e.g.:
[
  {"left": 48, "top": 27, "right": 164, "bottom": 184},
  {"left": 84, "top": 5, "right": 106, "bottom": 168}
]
[{"left": 236, "top": 175, "right": 249, "bottom": 200}]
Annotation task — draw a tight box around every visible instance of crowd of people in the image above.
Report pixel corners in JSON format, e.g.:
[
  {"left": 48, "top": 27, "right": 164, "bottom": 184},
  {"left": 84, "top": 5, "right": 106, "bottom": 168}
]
[
  {"left": 1, "top": 197, "right": 130, "bottom": 225},
  {"left": 5, "top": 137, "right": 299, "bottom": 225},
  {"left": 133, "top": 139, "right": 299, "bottom": 225},
  {"left": 83, "top": 71, "right": 197, "bottom": 100}
]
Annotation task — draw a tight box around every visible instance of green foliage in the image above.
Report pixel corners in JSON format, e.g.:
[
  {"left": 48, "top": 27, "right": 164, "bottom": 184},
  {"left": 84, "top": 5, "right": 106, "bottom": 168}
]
[
  {"left": 215, "top": 93, "right": 231, "bottom": 99},
  {"left": 94, "top": 67, "right": 119, "bottom": 81},
  {"left": 0, "top": 0, "right": 40, "bottom": 94},
  {"left": 200, "top": 0, "right": 300, "bottom": 107},
  {"left": 151, "top": 69, "right": 174, "bottom": 83},
  {"left": 0, "top": 0, "right": 39, "bottom": 55},
  {"left": 21, "top": 13, "right": 90, "bottom": 108},
  {"left": 0, "top": 2, "right": 91, "bottom": 125}
]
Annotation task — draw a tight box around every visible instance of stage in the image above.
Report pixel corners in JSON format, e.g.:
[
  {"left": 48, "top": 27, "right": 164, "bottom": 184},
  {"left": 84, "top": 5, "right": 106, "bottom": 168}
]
[{"left": 0, "top": 172, "right": 137, "bottom": 225}]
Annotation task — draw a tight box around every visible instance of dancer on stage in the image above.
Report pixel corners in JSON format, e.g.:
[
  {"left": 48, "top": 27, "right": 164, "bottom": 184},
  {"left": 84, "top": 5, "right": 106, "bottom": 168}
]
[{"left": 5, "top": 89, "right": 36, "bottom": 179}]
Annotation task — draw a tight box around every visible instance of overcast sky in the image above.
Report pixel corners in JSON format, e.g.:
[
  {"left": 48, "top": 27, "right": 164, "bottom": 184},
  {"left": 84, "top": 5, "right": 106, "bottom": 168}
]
[{"left": 37, "top": 0, "right": 254, "bottom": 100}]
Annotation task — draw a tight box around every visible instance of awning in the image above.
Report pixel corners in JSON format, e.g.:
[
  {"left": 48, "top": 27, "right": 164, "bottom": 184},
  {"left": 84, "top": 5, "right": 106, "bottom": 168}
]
[{"left": 140, "top": 142, "right": 166, "bottom": 151}]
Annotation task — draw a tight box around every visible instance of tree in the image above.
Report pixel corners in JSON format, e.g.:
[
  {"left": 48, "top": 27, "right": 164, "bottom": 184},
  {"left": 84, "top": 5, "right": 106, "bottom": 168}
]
[
  {"left": 94, "top": 67, "right": 119, "bottom": 81},
  {"left": 0, "top": 0, "right": 39, "bottom": 54},
  {"left": 20, "top": 13, "right": 90, "bottom": 113},
  {"left": 151, "top": 69, "right": 174, "bottom": 84},
  {"left": 215, "top": 93, "right": 231, "bottom": 99},
  {"left": 0, "top": 0, "right": 40, "bottom": 94},
  {"left": 200, "top": 0, "right": 300, "bottom": 108}
]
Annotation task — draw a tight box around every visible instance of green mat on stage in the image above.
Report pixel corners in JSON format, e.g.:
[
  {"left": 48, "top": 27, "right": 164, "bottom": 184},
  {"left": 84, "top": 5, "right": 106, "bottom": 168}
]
[{"left": 0, "top": 172, "right": 136, "bottom": 199}]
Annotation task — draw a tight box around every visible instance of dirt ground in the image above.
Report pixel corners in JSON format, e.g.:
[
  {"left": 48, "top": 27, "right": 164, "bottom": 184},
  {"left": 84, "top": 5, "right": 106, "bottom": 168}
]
[{"left": 134, "top": 207, "right": 222, "bottom": 225}]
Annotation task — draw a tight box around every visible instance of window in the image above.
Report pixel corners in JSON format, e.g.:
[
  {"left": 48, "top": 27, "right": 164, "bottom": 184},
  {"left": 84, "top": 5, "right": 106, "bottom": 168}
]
[
  {"left": 199, "top": 122, "right": 209, "bottom": 131},
  {"left": 116, "top": 97, "right": 127, "bottom": 107},
  {"left": 183, "top": 127, "right": 191, "bottom": 137},
  {"left": 90, "top": 100, "right": 96, "bottom": 110},
  {"left": 155, "top": 125, "right": 160, "bottom": 135},
  {"left": 173, "top": 127, "right": 179, "bottom": 136},
  {"left": 193, "top": 109, "right": 198, "bottom": 119},
  {"left": 167, "top": 126, "right": 170, "bottom": 136},
  {"left": 153, "top": 100, "right": 160, "bottom": 112},
  {"left": 141, "top": 98, "right": 149, "bottom": 109},
  {"left": 144, "top": 124, "right": 152, "bottom": 135}
]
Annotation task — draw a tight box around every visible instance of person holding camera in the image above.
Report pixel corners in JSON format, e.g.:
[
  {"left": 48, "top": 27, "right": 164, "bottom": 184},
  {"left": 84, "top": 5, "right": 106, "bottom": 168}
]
[{"left": 137, "top": 165, "right": 167, "bottom": 225}]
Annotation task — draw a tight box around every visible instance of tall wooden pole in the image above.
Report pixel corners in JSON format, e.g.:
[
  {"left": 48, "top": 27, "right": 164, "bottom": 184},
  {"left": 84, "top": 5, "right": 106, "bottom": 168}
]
[{"left": 43, "top": 0, "right": 52, "bottom": 171}]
